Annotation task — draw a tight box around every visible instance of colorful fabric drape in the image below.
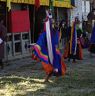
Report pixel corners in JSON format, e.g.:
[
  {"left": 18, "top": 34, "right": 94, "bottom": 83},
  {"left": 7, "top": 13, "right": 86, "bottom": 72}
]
[
  {"left": 35, "top": 0, "right": 40, "bottom": 10},
  {"left": 45, "top": 19, "right": 53, "bottom": 64},
  {"left": 63, "top": 21, "right": 83, "bottom": 60},
  {"left": 7, "top": 0, "right": 11, "bottom": 11},
  {"left": 49, "top": 0, "right": 54, "bottom": 17},
  {"left": 70, "top": 22, "right": 77, "bottom": 55},
  {"left": 31, "top": 18, "right": 66, "bottom": 76},
  {"left": 88, "top": 24, "right": 95, "bottom": 54},
  {"left": 90, "top": 24, "right": 95, "bottom": 44},
  {"left": 10, "top": 10, "right": 30, "bottom": 33}
]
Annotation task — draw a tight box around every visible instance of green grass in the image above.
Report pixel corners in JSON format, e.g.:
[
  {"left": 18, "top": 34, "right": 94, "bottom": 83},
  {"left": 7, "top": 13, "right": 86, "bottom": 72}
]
[{"left": 0, "top": 57, "right": 95, "bottom": 96}]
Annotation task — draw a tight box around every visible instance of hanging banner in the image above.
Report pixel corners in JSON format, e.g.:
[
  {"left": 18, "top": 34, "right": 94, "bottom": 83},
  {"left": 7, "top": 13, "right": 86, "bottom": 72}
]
[
  {"left": 10, "top": 10, "right": 30, "bottom": 33},
  {"left": 7, "top": 0, "right": 11, "bottom": 11},
  {"left": 35, "top": 0, "right": 40, "bottom": 9}
]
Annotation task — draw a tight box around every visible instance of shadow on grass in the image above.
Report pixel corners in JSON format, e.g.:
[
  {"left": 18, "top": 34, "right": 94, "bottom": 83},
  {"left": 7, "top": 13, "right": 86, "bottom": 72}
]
[{"left": 0, "top": 71, "right": 95, "bottom": 96}]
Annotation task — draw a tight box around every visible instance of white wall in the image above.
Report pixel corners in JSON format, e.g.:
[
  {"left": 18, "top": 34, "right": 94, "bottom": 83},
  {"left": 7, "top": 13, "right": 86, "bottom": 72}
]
[
  {"left": 70, "top": 0, "right": 83, "bottom": 23},
  {"left": 82, "top": 0, "right": 90, "bottom": 21},
  {"left": 70, "top": 0, "right": 90, "bottom": 27}
]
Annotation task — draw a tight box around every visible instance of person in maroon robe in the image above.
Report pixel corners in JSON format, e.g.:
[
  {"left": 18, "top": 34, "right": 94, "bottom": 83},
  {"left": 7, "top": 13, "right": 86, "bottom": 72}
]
[{"left": 0, "top": 18, "right": 6, "bottom": 69}]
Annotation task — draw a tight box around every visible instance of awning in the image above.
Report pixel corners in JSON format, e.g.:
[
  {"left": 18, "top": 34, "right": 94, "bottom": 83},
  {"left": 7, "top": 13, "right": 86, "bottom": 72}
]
[
  {"left": 11, "top": 0, "right": 34, "bottom": 4},
  {"left": 0, "top": 0, "right": 72, "bottom": 8},
  {"left": 0, "top": 0, "right": 6, "bottom": 1},
  {"left": 53, "top": 0, "right": 72, "bottom": 8},
  {"left": 11, "top": 0, "right": 49, "bottom": 6}
]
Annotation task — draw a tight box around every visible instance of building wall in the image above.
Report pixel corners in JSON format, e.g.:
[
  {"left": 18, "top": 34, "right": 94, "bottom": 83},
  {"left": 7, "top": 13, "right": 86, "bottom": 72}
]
[
  {"left": 90, "top": 0, "right": 95, "bottom": 9},
  {"left": 56, "top": 8, "right": 68, "bottom": 22},
  {"left": 70, "top": 0, "right": 83, "bottom": 26},
  {"left": 0, "top": 0, "right": 72, "bottom": 61},
  {"left": 87, "top": 0, "right": 95, "bottom": 33},
  {"left": 82, "top": 0, "right": 90, "bottom": 21},
  {"left": 70, "top": 0, "right": 90, "bottom": 27},
  {"left": 4, "top": 3, "right": 31, "bottom": 61}
]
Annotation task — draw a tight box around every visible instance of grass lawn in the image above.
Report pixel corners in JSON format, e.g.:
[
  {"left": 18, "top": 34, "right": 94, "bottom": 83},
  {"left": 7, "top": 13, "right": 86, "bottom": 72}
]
[{"left": 0, "top": 52, "right": 95, "bottom": 96}]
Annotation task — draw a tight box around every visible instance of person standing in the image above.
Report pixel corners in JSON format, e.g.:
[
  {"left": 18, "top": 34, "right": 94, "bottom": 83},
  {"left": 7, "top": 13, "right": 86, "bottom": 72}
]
[
  {"left": 60, "top": 21, "right": 67, "bottom": 49},
  {"left": 88, "top": 22, "right": 95, "bottom": 54},
  {"left": 29, "top": 10, "right": 66, "bottom": 82},
  {"left": 0, "top": 19, "right": 6, "bottom": 69},
  {"left": 63, "top": 17, "right": 83, "bottom": 62}
]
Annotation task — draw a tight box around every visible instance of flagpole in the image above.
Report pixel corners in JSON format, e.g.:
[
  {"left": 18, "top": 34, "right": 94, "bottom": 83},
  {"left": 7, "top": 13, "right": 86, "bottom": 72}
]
[
  {"left": 33, "top": 5, "right": 35, "bottom": 43},
  {"left": 57, "top": 7, "right": 59, "bottom": 25},
  {"left": 6, "top": 0, "right": 8, "bottom": 64},
  {"left": 33, "top": 0, "right": 40, "bottom": 43}
]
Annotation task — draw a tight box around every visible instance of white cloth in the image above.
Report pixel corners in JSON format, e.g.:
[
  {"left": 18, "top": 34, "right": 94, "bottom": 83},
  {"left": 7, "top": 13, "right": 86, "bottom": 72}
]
[
  {"left": 74, "top": 26, "right": 77, "bottom": 55},
  {"left": 46, "top": 19, "right": 53, "bottom": 64},
  {"left": 0, "top": 38, "right": 3, "bottom": 44}
]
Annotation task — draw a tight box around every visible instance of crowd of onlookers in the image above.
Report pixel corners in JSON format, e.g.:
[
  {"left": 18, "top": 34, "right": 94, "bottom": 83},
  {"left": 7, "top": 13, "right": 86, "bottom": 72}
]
[{"left": 59, "top": 19, "right": 91, "bottom": 50}]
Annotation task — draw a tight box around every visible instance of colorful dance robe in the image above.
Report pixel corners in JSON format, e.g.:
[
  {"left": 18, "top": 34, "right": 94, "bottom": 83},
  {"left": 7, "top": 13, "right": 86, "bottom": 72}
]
[
  {"left": 63, "top": 22, "right": 83, "bottom": 60},
  {"left": 31, "top": 31, "right": 66, "bottom": 76},
  {"left": 63, "top": 40, "right": 83, "bottom": 60},
  {"left": 89, "top": 24, "right": 95, "bottom": 53}
]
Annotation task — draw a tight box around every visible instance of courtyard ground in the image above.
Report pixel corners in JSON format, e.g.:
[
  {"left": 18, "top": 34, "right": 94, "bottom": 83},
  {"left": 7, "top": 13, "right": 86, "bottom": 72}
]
[{"left": 0, "top": 49, "right": 95, "bottom": 96}]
